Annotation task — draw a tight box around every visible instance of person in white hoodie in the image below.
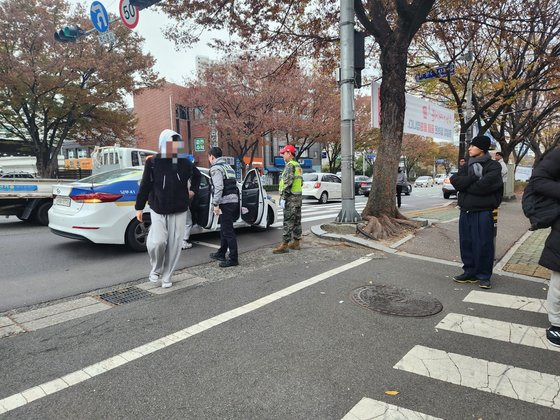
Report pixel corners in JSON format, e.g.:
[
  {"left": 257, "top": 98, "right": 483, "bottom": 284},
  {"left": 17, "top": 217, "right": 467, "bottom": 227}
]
[{"left": 135, "top": 129, "right": 201, "bottom": 288}]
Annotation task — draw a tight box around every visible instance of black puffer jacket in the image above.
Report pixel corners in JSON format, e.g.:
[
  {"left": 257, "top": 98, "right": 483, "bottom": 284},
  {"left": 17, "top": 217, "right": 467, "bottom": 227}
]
[
  {"left": 532, "top": 147, "right": 560, "bottom": 272},
  {"left": 135, "top": 156, "right": 201, "bottom": 215},
  {"left": 450, "top": 155, "right": 503, "bottom": 211}
]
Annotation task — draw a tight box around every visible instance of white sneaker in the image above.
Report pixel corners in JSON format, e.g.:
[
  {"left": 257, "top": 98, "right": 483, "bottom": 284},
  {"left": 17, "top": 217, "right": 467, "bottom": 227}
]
[
  {"left": 149, "top": 273, "right": 159, "bottom": 283},
  {"left": 161, "top": 282, "right": 172, "bottom": 288},
  {"left": 181, "top": 240, "right": 193, "bottom": 250}
]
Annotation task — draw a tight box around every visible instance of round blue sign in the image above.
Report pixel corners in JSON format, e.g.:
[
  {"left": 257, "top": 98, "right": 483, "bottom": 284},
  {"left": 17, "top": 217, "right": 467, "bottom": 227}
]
[{"left": 90, "top": 1, "right": 109, "bottom": 33}]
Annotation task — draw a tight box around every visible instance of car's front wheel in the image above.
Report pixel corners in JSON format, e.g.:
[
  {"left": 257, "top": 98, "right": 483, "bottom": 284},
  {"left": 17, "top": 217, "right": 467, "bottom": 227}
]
[
  {"left": 125, "top": 216, "right": 151, "bottom": 252},
  {"left": 443, "top": 192, "right": 451, "bottom": 199},
  {"left": 318, "top": 191, "right": 328, "bottom": 204}
]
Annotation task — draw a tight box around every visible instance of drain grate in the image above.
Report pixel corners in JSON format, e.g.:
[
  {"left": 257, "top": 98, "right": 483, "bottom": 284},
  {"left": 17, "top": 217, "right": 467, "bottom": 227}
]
[
  {"left": 351, "top": 284, "right": 443, "bottom": 317},
  {"left": 99, "top": 286, "right": 152, "bottom": 305}
]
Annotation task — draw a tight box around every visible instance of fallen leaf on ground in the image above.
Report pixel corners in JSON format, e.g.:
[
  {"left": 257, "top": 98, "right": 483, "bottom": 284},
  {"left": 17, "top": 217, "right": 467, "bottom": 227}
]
[{"left": 385, "top": 390, "right": 400, "bottom": 396}]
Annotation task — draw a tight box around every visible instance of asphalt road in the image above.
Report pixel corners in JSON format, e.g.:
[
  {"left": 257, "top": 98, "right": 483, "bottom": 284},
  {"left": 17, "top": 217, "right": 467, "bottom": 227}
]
[
  {"left": 0, "top": 186, "right": 447, "bottom": 312},
  {"left": 0, "top": 234, "right": 556, "bottom": 419}
]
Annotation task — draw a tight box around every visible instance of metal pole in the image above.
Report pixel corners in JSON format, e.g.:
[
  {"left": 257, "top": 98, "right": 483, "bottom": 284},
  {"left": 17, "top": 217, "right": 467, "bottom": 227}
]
[
  {"left": 463, "top": 41, "right": 474, "bottom": 158},
  {"left": 336, "top": 0, "right": 360, "bottom": 223}
]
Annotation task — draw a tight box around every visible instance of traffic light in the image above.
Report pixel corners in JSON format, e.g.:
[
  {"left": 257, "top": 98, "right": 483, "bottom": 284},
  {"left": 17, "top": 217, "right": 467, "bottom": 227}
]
[
  {"left": 354, "top": 30, "right": 365, "bottom": 88},
  {"left": 54, "top": 25, "right": 85, "bottom": 43},
  {"left": 129, "top": 0, "right": 161, "bottom": 10}
]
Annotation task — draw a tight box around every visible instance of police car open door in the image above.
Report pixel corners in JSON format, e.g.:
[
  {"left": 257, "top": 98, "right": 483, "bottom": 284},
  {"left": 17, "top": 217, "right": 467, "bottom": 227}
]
[
  {"left": 191, "top": 171, "right": 215, "bottom": 230},
  {"left": 241, "top": 169, "right": 265, "bottom": 226}
]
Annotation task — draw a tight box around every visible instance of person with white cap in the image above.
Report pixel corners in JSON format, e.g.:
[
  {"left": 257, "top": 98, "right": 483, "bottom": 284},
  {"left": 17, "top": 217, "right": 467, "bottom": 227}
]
[{"left": 135, "top": 129, "right": 201, "bottom": 288}]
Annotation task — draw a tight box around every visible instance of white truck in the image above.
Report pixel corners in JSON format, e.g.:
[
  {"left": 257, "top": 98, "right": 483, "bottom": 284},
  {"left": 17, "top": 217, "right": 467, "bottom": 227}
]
[
  {"left": 0, "top": 177, "right": 74, "bottom": 225},
  {"left": 0, "top": 146, "right": 156, "bottom": 225}
]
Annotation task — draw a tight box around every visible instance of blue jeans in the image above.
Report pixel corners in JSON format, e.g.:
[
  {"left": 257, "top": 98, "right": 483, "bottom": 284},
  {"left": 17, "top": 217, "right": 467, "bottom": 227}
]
[{"left": 459, "top": 210, "right": 495, "bottom": 281}]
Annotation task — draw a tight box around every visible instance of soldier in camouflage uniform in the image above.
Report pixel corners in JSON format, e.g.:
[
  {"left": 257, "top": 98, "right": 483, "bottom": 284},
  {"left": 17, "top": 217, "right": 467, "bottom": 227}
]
[{"left": 273, "top": 145, "right": 303, "bottom": 254}]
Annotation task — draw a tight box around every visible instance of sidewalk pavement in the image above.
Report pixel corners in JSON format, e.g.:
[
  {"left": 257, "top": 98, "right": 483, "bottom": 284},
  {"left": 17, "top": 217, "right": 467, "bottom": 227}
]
[{"left": 313, "top": 199, "right": 551, "bottom": 282}]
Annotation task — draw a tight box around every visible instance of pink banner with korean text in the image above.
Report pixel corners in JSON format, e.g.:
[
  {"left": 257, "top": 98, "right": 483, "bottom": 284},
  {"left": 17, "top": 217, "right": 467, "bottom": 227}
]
[{"left": 371, "top": 81, "right": 455, "bottom": 142}]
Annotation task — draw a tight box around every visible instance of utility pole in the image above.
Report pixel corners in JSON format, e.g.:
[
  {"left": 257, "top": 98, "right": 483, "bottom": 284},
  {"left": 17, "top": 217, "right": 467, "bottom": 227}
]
[
  {"left": 460, "top": 41, "right": 474, "bottom": 161},
  {"left": 335, "top": 0, "right": 360, "bottom": 223}
]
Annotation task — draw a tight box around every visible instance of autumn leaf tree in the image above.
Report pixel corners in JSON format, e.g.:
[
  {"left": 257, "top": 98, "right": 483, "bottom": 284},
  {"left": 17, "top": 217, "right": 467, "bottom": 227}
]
[{"left": 0, "top": 0, "right": 160, "bottom": 177}]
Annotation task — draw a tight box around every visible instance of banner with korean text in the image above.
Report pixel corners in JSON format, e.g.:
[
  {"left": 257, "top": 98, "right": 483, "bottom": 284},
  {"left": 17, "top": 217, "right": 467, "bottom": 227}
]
[{"left": 371, "top": 81, "right": 455, "bottom": 142}]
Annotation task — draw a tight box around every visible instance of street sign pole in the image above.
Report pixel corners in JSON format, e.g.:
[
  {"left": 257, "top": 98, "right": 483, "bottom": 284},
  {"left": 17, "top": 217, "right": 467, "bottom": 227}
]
[{"left": 336, "top": 0, "right": 360, "bottom": 223}]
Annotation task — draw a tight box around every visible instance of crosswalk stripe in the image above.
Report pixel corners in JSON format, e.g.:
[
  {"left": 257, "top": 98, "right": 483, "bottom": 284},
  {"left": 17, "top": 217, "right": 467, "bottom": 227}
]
[
  {"left": 271, "top": 211, "right": 354, "bottom": 228},
  {"left": 463, "top": 291, "right": 547, "bottom": 314},
  {"left": 436, "top": 313, "right": 559, "bottom": 352},
  {"left": 394, "top": 345, "right": 560, "bottom": 410},
  {"left": 277, "top": 203, "right": 366, "bottom": 216},
  {"left": 342, "top": 397, "right": 442, "bottom": 420}
]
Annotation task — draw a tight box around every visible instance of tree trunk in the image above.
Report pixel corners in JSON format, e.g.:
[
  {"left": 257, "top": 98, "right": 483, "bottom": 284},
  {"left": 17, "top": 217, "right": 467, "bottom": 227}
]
[{"left": 362, "top": 40, "right": 408, "bottom": 220}]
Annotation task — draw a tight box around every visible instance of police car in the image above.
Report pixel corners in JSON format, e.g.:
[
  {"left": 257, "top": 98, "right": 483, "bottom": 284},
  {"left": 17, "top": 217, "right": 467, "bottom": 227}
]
[{"left": 48, "top": 167, "right": 277, "bottom": 251}]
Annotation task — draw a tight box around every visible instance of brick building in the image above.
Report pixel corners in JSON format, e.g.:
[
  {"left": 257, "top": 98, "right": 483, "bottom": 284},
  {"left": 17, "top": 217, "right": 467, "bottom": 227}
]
[
  {"left": 133, "top": 82, "right": 322, "bottom": 179},
  {"left": 133, "top": 83, "right": 212, "bottom": 167}
]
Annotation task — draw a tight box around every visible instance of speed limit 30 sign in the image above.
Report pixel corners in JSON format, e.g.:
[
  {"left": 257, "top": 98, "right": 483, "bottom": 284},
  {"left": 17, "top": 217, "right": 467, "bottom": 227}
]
[{"left": 119, "top": 0, "right": 139, "bottom": 29}]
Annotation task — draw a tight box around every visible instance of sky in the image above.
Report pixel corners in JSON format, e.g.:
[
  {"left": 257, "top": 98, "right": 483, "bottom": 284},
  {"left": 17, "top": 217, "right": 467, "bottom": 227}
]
[{"left": 69, "top": 0, "right": 224, "bottom": 84}]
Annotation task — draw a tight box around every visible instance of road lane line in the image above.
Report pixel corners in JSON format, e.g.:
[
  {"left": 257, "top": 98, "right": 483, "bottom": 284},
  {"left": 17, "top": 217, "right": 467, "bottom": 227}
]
[
  {"left": 342, "top": 397, "right": 442, "bottom": 420},
  {"left": 437, "top": 313, "right": 559, "bottom": 352},
  {"left": 463, "top": 291, "right": 547, "bottom": 314},
  {"left": 0, "top": 255, "right": 373, "bottom": 415},
  {"left": 394, "top": 345, "right": 560, "bottom": 410}
]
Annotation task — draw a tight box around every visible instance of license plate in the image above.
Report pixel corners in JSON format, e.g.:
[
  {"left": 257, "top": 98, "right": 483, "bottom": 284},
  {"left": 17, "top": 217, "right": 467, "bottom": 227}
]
[{"left": 54, "top": 196, "right": 71, "bottom": 207}]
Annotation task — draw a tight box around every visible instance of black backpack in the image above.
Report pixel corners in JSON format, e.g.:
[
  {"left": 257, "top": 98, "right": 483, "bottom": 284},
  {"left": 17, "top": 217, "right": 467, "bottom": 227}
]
[{"left": 522, "top": 181, "right": 560, "bottom": 230}]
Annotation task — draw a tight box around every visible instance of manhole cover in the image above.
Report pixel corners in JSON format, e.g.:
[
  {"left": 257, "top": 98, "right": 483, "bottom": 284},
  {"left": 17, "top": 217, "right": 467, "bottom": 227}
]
[
  {"left": 351, "top": 285, "right": 443, "bottom": 317},
  {"left": 99, "top": 286, "right": 152, "bottom": 305}
]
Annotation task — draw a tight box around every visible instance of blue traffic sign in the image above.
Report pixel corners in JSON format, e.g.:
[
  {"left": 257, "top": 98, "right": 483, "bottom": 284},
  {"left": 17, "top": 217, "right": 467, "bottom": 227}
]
[
  {"left": 366, "top": 153, "right": 376, "bottom": 159},
  {"left": 415, "top": 63, "right": 455, "bottom": 82},
  {"left": 90, "top": 1, "right": 109, "bottom": 33}
]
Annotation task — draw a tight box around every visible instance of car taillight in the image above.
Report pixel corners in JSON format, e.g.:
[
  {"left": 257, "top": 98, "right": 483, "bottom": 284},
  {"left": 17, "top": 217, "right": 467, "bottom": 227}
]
[
  {"left": 443, "top": 178, "right": 450, "bottom": 183},
  {"left": 314, "top": 183, "right": 321, "bottom": 189},
  {"left": 360, "top": 182, "right": 367, "bottom": 187},
  {"left": 71, "top": 192, "right": 122, "bottom": 203}
]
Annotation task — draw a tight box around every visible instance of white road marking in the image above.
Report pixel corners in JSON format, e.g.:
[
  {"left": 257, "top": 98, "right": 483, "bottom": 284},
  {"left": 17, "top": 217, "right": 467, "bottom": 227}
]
[
  {"left": 437, "top": 313, "right": 559, "bottom": 352},
  {"left": 394, "top": 345, "right": 560, "bottom": 410},
  {"left": 463, "top": 291, "right": 548, "bottom": 314},
  {"left": 191, "top": 241, "right": 221, "bottom": 249},
  {"left": 342, "top": 397, "right": 442, "bottom": 420},
  {"left": 0, "top": 255, "right": 373, "bottom": 415}
]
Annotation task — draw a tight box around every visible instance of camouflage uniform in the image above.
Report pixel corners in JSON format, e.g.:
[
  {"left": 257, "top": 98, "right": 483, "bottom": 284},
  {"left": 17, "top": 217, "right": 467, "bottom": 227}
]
[{"left": 280, "top": 160, "right": 303, "bottom": 243}]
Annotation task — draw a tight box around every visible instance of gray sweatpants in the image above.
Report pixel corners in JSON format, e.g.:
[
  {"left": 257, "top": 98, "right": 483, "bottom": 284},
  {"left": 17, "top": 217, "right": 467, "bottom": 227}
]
[
  {"left": 183, "top": 208, "right": 193, "bottom": 241},
  {"left": 147, "top": 210, "right": 187, "bottom": 286},
  {"left": 548, "top": 270, "right": 560, "bottom": 326}
]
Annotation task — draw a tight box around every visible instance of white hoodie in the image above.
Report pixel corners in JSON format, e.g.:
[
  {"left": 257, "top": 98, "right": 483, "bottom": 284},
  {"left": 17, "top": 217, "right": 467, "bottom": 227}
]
[{"left": 158, "top": 129, "right": 182, "bottom": 156}]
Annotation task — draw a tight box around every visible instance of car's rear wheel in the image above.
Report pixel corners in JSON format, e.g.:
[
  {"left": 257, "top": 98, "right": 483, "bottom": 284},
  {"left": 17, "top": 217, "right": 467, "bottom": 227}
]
[
  {"left": 125, "top": 216, "right": 151, "bottom": 252},
  {"left": 319, "top": 191, "right": 328, "bottom": 204},
  {"left": 33, "top": 201, "right": 51, "bottom": 226},
  {"left": 443, "top": 192, "right": 451, "bottom": 199},
  {"left": 364, "top": 191, "right": 369, "bottom": 197}
]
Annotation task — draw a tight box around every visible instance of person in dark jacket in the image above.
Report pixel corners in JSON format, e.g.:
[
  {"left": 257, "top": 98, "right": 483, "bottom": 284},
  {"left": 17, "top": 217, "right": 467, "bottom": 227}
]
[
  {"left": 207, "top": 146, "right": 240, "bottom": 267},
  {"left": 135, "top": 129, "right": 201, "bottom": 288},
  {"left": 530, "top": 147, "right": 560, "bottom": 347},
  {"left": 396, "top": 167, "right": 407, "bottom": 209},
  {"left": 450, "top": 135, "right": 503, "bottom": 289}
]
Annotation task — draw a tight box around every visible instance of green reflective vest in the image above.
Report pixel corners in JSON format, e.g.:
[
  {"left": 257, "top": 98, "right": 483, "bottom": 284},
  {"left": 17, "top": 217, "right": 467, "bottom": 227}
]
[{"left": 279, "top": 160, "right": 303, "bottom": 194}]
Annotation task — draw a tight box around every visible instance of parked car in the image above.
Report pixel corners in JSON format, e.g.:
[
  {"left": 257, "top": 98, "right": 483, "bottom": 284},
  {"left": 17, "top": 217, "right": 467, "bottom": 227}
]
[
  {"left": 414, "top": 176, "right": 434, "bottom": 188},
  {"left": 363, "top": 180, "right": 412, "bottom": 197},
  {"left": 434, "top": 174, "right": 447, "bottom": 185},
  {"left": 48, "top": 167, "right": 277, "bottom": 252},
  {"left": 301, "top": 172, "right": 342, "bottom": 204},
  {"left": 442, "top": 171, "right": 458, "bottom": 199},
  {"left": 0, "top": 172, "right": 35, "bottom": 179},
  {"left": 354, "top": 175, "right": 370, "bottom": 195}
]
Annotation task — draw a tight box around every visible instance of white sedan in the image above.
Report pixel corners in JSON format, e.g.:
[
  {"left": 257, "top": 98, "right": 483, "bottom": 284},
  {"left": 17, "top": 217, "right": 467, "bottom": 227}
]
[
  {"left": 301, "top": 172, "right": 342, "bottom": 204},
  {"left": 49, "top": 167, "right": 277, "bottom": 251}
]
